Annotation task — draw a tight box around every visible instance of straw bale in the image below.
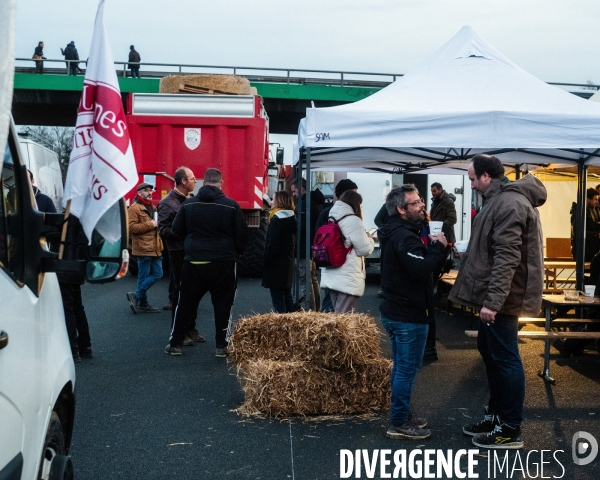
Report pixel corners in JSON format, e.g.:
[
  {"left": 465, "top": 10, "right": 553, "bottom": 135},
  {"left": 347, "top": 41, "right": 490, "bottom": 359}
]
[
  {"left": 236, "top": 359, "right": 391, "bottom": 417},
  {"left": 228, "top": 311, "right": 382, "bottom": 369},
  {"left": 159, "top": 74, "right": 254, "bottom": 94}
]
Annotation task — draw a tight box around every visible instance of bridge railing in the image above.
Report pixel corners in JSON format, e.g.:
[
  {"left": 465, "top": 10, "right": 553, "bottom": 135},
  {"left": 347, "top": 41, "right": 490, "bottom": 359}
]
[
  {"left": 16, "top": 57, "right": 403, "bottom": 87},
  {"left": 15, "top": 57, "right": 600, "bottom": 93}
]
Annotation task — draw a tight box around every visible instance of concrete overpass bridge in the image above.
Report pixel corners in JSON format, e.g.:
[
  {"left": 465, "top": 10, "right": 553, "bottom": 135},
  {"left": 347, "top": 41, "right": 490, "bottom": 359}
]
[{"left": 12, "top": 58, "right": 599, "bottom": 134}]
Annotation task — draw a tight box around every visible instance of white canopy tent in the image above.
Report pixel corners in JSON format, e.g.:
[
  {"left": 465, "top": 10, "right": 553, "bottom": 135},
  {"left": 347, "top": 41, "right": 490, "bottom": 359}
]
[{"left": 293, "top": 26, "right": 600, "bottom": 306}]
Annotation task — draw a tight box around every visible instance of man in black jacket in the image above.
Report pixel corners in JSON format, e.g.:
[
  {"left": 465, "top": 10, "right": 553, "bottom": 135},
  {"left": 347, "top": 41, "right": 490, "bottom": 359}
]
[
  {"left": 158, "top": 166, "right": 203, "bottom": 344},
  {"left": 165, "top": 168, "right": 248, "bottom": 357},
  {"left": 378, "top": 184, "right": 447, "bottom": 440},
  {"left": 60, "top": 41, "right": 79, "bottom": 75},
  {"left": 29, "top": 170, "right": 56, "bottom": 213},
  {"left": 128, "top": 45, "right": 141, "bottom": 78}
]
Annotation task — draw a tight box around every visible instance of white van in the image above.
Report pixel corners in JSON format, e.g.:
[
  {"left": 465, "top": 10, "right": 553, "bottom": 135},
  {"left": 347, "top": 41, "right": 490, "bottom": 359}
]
[
  {"left": 0, "top": 119, "right": 129, "bottom": 480},
  {"left": 18, "top": 136, "right": 64, "bottom": 212}
]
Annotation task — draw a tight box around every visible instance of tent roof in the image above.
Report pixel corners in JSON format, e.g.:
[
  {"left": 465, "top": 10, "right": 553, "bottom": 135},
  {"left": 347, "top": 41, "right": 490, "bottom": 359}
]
[{"left": 295, "top": 26, "right": 600, "bottom": 170}]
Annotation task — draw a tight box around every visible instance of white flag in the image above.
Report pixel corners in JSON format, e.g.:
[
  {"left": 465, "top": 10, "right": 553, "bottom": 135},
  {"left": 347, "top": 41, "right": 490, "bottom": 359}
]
[{"left": 62, "top": 0, "right": 137, "bottom": 243}]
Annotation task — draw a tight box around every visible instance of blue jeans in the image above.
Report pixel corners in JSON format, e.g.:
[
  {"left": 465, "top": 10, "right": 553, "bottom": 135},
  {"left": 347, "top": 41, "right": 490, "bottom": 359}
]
[
  {"left": 381, "top": 316, "right": 429, "bottom": 427},
  {"left": 477, "top": 313, "right": 524, "bottom": 427},
  {"left": 321, "top": 288, "right": 334, "bottom": 312},
  {"left": 270, "top": 289, "right": 294, "bottom": 313},
  {"left": 135, "top": 256, "right": 163, "bottom": 305}
]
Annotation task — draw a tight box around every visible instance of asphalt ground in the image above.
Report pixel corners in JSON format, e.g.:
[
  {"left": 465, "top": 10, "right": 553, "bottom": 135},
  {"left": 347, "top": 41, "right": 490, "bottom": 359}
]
[{"left": 72, "top": 269, "right": 600, "bottom": 479}]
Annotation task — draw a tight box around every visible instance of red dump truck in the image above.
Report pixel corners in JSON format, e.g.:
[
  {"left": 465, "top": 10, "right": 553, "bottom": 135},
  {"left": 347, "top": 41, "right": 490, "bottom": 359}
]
[{"left": 125, "top": 93, "right": 271, "bottom": 276}]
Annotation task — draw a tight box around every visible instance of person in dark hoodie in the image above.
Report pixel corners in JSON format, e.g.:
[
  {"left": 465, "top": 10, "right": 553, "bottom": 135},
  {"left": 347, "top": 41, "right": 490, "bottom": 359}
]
[
  {"left": 28, "top": 169, "right": 56, "bottom": 213},
  {"left": 450, "top": 154, "right": 546, "bottom": 450},
  {"left": 378, "top": 184, "right": 447, "bottom": 441},
  {"left": 262, "top": 191, "right": 297, "bottom": 313},
  {"left": 157, "top": 166, "right": 204, "bottom": 344},
  {"left": 165, "top": 168, "right": 248, "bottom": 357},
  {"left": 57, "top": 216, "right": 92, "bottom": 363},
  {"left": 60, "top": 41, "right": 79, "bottom": 75},
  {"left": 429, "top": 182, "right": 457, "bottom": 244}
]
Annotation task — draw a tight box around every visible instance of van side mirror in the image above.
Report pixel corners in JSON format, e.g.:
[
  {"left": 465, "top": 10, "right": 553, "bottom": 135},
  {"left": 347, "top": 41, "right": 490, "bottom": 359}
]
[{"left": 85, "top": 199, "right": 129, "bottom": 283}]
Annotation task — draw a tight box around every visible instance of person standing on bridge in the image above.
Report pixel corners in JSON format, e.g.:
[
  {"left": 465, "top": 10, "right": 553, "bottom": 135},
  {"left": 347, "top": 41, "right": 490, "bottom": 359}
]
[
  {"left": 128, "top": 45, "right": 141, "bottom": 78},
  {"left": 60, "top": 41, "right": 79, "bottom": 76},
  {"left": 165, "top": 168, "right": 248, "bottom": 357},
  {"left": 32, "top": 41, "right": 46, "bottom": 74}
]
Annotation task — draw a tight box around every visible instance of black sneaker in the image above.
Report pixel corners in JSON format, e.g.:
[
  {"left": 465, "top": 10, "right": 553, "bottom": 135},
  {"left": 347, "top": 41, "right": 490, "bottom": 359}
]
[
  {"left": 137, "top": 304, "right": 160, "bottom": 313},
  {"left": 164, "top": 344, "right": 183, "bottom": 356},
  {"left": 185, "top": 329, "right": 206, "bottom": 343},
  {"left": 127, "top": 292, "right": 138, "bottom": 314},
  {"left": 423, "top": 347, "right": 438, "bottom": 361},
  {"left": 463, "top": 406, "right": 499, "bottom": 436},
  {"left": 407, "top": 413, "right": 427, "bottom": 429},
  {"left": 79, "top": 346, "right": 93, "bottom": 358},
  {"left": 472, "top": 423, "right": 524, "bottom": 450},
  {"left": 386, "top": 423, "right": 431, "bottom": 440},
  {"left": 215, "top": 347, "right": 229, "bottom": 358},
  {"left": 72, "top": 350, "right": 81, "bottom": 363},
  {"left": 163, "top": 302, "right": 173, "bottom": 310},
  {"left": 183, "top": 336, "right": 194, "bottom": 347}
]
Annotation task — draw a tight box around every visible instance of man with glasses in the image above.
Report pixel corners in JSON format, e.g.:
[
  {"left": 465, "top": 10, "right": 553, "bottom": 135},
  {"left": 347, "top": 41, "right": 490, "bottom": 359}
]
[
  {"left": 158, "top": 167, "right": 205, "bottom": 345},
  {"left": 378, "top": 184, "right": 448, "bottom": 440},
  {"left": 127, "top": 182, "right": 163, "bottom": 313}
]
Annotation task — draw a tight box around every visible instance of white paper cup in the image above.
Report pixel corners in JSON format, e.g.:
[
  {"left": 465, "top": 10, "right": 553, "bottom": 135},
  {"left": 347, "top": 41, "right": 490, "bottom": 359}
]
[
  {"left": 454, "top": 240, "right": 469, "bottom": 253},
  {"left": 585, "top": 285, "right": 596, "bottom": 297},
  {"left": 429, "top": 221, "right": 443, "bottom": 236}
]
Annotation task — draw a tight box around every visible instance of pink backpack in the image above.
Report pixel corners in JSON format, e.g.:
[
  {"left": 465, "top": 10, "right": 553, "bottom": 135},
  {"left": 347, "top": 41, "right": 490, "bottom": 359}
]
[{"left": 311, "top": 214, "right": 354, "bottom": 268}]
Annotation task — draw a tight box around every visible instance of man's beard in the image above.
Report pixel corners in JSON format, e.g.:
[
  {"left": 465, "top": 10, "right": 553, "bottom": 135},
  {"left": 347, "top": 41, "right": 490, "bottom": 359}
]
[{"left": 406, "top": 209, "right": 425, "bottom": 225}]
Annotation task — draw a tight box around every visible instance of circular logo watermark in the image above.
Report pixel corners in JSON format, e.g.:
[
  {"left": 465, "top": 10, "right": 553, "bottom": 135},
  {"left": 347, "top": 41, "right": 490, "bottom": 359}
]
[{"left": 572, "top": 431, "right": 598, "bottom": 466}]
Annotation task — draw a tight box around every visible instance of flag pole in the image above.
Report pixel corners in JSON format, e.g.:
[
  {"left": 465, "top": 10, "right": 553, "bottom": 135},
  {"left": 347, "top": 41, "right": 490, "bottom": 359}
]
[{"left": 58, "top": 199, "right": 71, "bottom": 260}]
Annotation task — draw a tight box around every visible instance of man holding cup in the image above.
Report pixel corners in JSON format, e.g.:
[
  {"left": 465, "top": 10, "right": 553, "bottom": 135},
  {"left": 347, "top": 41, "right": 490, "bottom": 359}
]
[
  {"left": 378, "top": 184, "right": 448, "bottom": 439},
  {"left": 449, "top": 154, "right": 546, "bottom": 450}
]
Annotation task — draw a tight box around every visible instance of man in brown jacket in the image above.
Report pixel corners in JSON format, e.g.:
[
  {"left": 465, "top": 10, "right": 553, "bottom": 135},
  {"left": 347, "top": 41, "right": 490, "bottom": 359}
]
[
  {"left": 449, "top": 154, "right": 546, "bottom": 450},
  {"left": 127, "top": 182, "right": 164, "bottom": 313}
]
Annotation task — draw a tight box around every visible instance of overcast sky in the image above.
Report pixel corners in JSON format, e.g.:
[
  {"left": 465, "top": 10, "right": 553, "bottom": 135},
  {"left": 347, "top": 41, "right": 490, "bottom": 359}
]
[{"left": 14, "top": 0, "right": 600, "bottom": 85}]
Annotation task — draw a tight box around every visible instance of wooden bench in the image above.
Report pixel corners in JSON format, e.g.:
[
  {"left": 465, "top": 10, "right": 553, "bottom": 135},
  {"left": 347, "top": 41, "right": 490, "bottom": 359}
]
[
  {"left": 465, "top": 330, "right": 600, "bottom": 339},
  {"left": 518, "top": 317, "right": 600, "bottom": 325}
]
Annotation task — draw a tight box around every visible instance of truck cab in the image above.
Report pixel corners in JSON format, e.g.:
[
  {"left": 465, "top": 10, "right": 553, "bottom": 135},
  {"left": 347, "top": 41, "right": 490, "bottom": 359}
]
[{"left": 0, "top": 118, "right": 129, "bottom": 480}]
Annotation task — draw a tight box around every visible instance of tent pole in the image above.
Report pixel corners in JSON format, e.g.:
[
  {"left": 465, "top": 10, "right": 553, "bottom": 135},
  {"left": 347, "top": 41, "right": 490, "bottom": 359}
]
[
  {"left": 294, "top": 153, "right": 303, "bottom": 304},
  {"left": 515, "top": 164, "right": 522, "bottom": 180},
  {"left": 304, "top": 147, "right": 312, "bottom": 310},
  {"left": 575, "top": 161, "right": 587, "bottom": 291}
]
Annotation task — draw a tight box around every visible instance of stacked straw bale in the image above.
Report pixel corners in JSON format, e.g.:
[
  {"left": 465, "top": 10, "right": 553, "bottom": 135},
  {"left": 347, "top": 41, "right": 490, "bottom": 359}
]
[{"left": 229, "top": 311, "right": 391, "bottom": 417}]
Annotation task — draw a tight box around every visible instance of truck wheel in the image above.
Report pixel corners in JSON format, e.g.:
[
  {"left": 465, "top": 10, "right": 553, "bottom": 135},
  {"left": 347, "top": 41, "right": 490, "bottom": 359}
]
[
  {"left": 49, "top": 455, "right": 73, "bottom": 480},
  {"left": 38, "top": 412, "right": 72, "bottom": 480},
  {"left": 238, "top": 210, "right": 269, "bottom": 278}
]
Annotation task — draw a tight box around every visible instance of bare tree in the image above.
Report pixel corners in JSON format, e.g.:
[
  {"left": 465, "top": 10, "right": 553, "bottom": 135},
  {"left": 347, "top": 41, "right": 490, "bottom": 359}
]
[{"left": 19, "top": 126, "right": 74, "bottom": 179}]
